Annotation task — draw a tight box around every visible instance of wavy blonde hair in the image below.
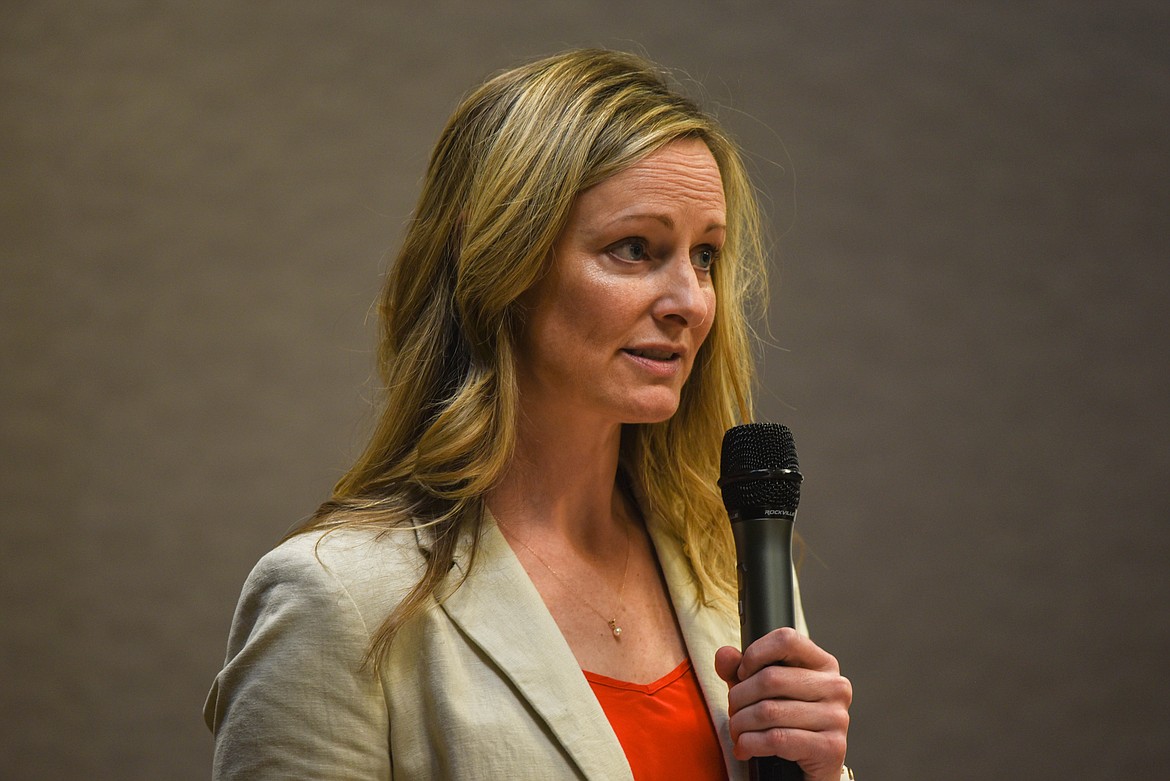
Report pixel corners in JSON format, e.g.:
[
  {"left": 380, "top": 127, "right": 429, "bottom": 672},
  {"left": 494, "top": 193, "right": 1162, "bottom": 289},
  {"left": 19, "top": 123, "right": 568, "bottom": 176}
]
[{"left": 296, "top": 48, "right": 768, "bottom": 666}]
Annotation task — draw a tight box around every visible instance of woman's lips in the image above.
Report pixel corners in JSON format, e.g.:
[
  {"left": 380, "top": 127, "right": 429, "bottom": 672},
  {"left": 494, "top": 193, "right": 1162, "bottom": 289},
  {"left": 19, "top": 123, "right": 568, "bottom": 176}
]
[
  {"left": 623, "top": 347, "right": 679, "bottom": 361},
  {"left": 621, "top": 348, "right": 683, "bottom": 376}
]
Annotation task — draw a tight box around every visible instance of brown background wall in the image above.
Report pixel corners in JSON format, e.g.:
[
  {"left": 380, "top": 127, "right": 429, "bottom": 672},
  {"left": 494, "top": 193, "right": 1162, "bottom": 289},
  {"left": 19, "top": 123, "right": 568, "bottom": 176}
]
[{"left": 3, "top": 2, "right": 1168, "bottom": 779}]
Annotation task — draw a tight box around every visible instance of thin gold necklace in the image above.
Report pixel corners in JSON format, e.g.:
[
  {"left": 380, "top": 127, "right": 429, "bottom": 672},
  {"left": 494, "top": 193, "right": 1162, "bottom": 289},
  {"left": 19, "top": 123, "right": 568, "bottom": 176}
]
[{"left": 499, "top": 519, "right": 631, "bottom": 639}]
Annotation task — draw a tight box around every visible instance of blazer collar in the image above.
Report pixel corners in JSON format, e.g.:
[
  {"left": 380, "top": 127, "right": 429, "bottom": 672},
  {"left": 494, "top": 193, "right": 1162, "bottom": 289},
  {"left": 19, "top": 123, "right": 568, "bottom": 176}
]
[
  {"left": 430, "top": 509, "right": 746, "bottom": 781},
  {"left": 646, "top": 520, "right": 747, "bottom": 781},
  {"left": 437, "top": 512, "right": 634, "bottom": 781}
]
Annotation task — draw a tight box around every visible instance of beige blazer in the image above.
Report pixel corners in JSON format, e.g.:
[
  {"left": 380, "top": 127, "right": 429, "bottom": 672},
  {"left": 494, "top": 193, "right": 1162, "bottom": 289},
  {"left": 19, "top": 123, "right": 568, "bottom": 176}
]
[{"left": 204, "top": 513, "right": 807, "bottom": 780}]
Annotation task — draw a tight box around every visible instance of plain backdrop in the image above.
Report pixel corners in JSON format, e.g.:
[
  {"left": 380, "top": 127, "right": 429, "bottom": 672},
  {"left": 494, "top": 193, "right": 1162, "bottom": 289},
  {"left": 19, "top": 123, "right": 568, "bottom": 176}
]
[{"left": 2, "top": 2, "right": 1168, "bottom": 779}]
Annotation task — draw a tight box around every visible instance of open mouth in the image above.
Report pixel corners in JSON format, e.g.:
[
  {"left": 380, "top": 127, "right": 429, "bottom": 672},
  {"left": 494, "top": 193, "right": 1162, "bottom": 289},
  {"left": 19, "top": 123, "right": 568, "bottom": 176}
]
[{"left": 622, "top": 348, "right": 679, "bottom": 361}]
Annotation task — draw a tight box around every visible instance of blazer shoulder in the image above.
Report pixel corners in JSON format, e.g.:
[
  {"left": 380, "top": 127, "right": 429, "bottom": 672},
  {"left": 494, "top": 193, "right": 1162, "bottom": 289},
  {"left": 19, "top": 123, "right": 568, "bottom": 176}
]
[
  {"left": 207, "top": 528, "right": 403, "bottom": 779},
  {"left": 242, "top": 526, "right": 427, "bottom": 633}
]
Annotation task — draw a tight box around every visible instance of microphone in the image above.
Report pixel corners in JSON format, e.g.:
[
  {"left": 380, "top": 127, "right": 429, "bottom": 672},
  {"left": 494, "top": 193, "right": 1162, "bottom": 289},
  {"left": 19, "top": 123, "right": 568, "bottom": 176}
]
[{"left": 719, "top": 423, "right": 804, "bottom": 781}]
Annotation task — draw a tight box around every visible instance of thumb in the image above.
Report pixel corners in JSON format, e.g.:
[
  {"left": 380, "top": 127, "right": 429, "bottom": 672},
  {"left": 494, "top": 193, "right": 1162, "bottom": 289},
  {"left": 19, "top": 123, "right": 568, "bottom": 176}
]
[{"left": 714, "top": 645, "right": 744, "bottom": 686}]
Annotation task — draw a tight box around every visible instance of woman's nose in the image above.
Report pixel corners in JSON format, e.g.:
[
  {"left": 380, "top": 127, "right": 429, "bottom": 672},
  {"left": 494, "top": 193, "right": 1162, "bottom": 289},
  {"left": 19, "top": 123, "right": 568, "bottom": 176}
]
[{"left": 653, "top": 255, "right": 713, "bottom": 329}]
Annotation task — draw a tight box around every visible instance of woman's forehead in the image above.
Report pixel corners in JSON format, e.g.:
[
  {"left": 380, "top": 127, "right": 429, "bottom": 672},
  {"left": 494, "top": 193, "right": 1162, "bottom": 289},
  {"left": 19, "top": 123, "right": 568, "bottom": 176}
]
[{"left": 571, "top": 140, "right": 726, "bottom": 226}]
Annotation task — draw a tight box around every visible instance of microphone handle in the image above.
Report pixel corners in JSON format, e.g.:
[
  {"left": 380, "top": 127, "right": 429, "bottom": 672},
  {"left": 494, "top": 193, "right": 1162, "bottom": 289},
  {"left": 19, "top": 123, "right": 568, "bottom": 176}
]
[
  {"left": 731, "top": 514, "right": 803, "bottom": 781},
  {"left": 750, "top": 756, "right": 803, "bottom": 781}
]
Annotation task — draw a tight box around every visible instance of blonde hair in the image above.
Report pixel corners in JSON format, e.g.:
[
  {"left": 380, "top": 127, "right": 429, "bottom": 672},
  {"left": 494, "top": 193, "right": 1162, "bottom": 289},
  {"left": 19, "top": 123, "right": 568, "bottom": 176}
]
[{"left": 296, "top": 48, "right": 768, "bottom": 666}]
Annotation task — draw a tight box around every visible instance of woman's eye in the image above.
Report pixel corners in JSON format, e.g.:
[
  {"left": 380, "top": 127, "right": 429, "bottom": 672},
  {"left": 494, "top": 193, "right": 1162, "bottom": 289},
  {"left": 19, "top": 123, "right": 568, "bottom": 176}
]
[
  {"left": 692, "top": 245, "right": 720, "bottom": 271},
  {"left": 610, "top": 239, "right": 650, "bottom": 262}
]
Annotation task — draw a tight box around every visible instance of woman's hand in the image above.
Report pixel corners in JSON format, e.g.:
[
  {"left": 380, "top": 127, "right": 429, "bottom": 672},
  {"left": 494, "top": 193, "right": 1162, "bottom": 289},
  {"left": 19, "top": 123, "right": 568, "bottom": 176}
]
[{"left": 715, "top": 628, "right": 852, "bottom": 781}]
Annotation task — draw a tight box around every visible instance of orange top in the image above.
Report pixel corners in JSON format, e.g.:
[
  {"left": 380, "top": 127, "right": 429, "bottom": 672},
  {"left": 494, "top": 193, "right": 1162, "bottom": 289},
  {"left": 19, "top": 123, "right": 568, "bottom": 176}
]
[{"left": 585, "top": 660, "right": 729, "bottom": 780}]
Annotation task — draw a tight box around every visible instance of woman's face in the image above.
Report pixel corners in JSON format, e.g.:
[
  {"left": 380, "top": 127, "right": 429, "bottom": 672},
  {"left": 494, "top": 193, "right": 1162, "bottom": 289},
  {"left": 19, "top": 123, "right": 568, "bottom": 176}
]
[{"left": 515, "top": 137, "right": 724, "bottom": 429}]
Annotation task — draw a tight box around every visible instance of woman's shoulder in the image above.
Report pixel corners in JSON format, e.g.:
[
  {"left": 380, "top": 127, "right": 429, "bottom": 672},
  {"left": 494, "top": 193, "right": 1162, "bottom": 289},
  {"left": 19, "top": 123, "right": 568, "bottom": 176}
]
[{"left": 240, "top": 525, "right": 427, "bottom": 623}]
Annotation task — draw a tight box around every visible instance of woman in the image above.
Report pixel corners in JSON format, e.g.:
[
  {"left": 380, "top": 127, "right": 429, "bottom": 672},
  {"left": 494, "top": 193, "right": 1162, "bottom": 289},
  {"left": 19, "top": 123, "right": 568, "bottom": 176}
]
[{"left": 205, "top": 49, "right": 851, "bottom": 780}]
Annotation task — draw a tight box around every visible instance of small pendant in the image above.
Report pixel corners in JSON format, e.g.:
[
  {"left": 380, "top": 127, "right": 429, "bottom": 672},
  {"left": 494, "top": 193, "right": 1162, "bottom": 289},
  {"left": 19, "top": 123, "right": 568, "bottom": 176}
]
[{"left": 609, "top": 619, "right": 622, "bottom": 638}]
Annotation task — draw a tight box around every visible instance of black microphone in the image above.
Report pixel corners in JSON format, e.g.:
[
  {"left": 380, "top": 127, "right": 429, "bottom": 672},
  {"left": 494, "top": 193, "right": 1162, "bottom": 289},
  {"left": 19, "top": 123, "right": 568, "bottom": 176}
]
[{"left": 719, "top": 423, "right": 804, "bottom": 781}]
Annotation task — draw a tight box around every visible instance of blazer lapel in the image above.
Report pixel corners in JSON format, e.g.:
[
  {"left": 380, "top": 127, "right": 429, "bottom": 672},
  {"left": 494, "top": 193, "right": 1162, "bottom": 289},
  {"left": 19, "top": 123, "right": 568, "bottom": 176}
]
[
  {"left": 647, "top": 520, "right": 748, "bottom": 781},
  {"left": 438, "top": 514, "right": 633, "bottom": 781}
]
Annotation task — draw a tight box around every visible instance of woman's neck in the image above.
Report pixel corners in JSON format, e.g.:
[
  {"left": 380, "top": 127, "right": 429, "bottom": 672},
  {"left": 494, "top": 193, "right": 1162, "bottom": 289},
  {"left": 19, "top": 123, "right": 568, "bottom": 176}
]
[{"left": 487, "top": 411, "right": 627, "bottom": 551}]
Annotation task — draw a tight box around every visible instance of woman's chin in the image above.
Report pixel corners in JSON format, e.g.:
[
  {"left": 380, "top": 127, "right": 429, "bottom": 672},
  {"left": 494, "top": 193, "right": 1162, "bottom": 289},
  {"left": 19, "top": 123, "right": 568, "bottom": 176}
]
[{"left": 618, "top": 394, "right": 683, "bottom": 425}]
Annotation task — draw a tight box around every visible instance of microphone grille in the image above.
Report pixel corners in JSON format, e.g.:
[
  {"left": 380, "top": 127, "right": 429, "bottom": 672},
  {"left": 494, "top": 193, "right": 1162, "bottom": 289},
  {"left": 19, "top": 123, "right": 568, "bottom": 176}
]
[{"left": 719, "top": 423, "right": 801, "bottom": 515}]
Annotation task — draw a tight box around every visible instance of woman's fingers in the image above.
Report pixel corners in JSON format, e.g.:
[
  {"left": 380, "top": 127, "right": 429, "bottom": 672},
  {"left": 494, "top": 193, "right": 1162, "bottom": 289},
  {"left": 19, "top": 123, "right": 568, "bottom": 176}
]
[
  {"left": 727, "top": 684, "right": 851, "bottom": 736},
  {"left": 727, "top": 661, "right": 851, "bottom": 716},
  {"left": 714, "top": 645, "right": 744, "bottom": 685},
  {"left": 715, "top": 628, "right": 852, "bottom": 781},
  {"left": 737, "top": 626, "right": 840, "bottom": 679},
  {"left": 730, "top": 719, "right": 850, "bottom": 779}
]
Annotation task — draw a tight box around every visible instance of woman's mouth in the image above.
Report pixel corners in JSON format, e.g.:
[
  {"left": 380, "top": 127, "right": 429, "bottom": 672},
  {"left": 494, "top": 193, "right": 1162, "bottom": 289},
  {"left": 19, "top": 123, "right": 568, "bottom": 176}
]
[{"left": 622, "top": 348, "right": 679, "bottom": 361}]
